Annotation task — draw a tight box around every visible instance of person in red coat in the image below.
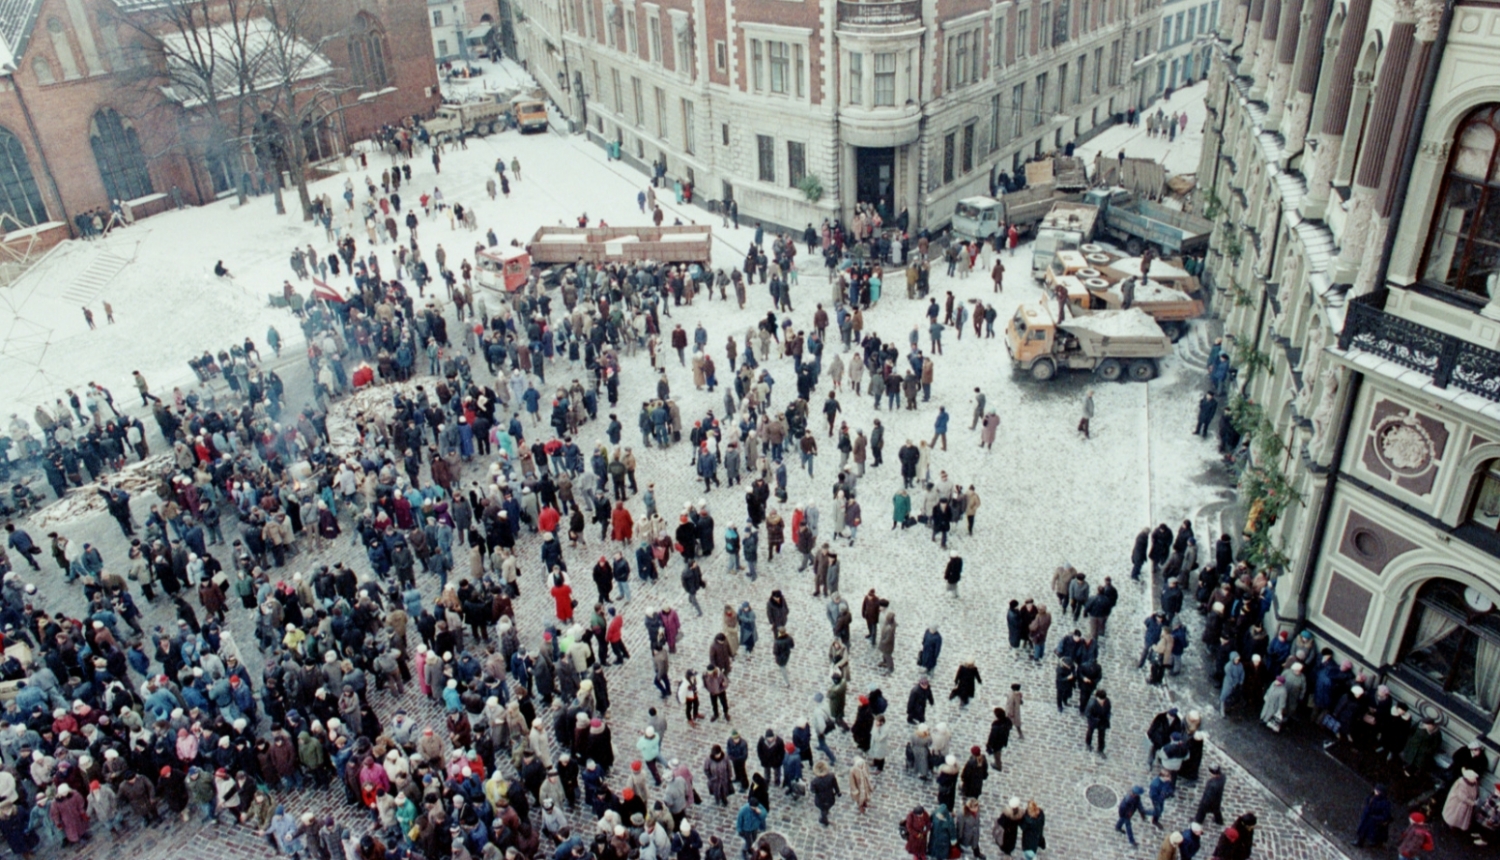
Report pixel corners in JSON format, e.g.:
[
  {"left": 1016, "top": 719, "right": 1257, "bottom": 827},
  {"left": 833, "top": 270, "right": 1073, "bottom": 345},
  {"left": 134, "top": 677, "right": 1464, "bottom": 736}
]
[
  {"left": 539, "top": 505, "right": 561, "bottom": 533},
  {"left": 611, "top": 503, "right": 634, "bottom": 542},
  {"left": 903, "top": 805, "right": 932, "bottom": 859},
  {"left": 351, "top": 363, "right": 375, "bottom": 389},
  {"left": 550, "top": 575, "right": 574, "bottom": 622}
]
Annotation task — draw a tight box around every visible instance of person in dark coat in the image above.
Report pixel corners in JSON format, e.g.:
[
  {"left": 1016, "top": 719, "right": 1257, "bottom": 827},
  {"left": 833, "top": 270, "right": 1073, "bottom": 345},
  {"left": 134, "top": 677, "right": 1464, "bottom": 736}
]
[
  {"left": 906, "top": 677, "right": 934, "bottom": 725},
  {"left": 904, "top": 806, "right": 932, "bottom": 858},
  {"left": 917, "top": 626, "right": 942, "bottom": 673},
  {"left": 949, "top": 659, "right": 982, "bottom": 707},
  {"left": 985, "top": 708, "right": 1012, "bottom": 771},
  {"left": 1148, "top": 524, "right": 1172, "bottom": 574},
  {"left": 1352, "top": 783, "right": 1394, "bottom": 847},
  {"left": 1212, "top": 812, "right": 1256, "bottom": 860},
  {"left": 959, "top": 747, "right": 988, "bottom": 799},
  {"left": 808, "top": 761, "right": 840, "bottom": 825},
  {"left": 1193, "top": 766, "right": 1226, "bottom": 825}
]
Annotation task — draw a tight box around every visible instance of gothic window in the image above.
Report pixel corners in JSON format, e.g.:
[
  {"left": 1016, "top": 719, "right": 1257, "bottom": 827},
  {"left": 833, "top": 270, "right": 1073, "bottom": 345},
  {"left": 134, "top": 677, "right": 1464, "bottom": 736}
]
[
  {"left": 348, "top": 13, "right": 390, "bottom": 89},
  {"left": 0, "top": 127, "right": 47, "bottom": 227},
  {"left": 31, "top": 56, "right": 54, "bottom": 85},
  {"left": 90, "top": 109, "right": 153, "bottom": 203},
  {"left": 1421, "top": 105, "right": 1500, "bottom": 303}
]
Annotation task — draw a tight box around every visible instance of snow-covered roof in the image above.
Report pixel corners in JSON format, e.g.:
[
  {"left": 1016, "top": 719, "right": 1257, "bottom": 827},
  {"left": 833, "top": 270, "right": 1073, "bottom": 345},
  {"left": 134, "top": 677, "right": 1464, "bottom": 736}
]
[
  {"left": 158, "top": 17, "right": 331, "bottom": 109},
  {"left": 0, "top": 0, "right": 42, "bottom": 70}
]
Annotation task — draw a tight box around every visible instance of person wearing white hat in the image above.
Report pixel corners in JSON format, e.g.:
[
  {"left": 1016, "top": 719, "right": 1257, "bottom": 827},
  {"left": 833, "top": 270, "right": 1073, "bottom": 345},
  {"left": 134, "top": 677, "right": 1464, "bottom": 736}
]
[{"left": 1444, "top": 768, "right": 1481, "bottom": 833}]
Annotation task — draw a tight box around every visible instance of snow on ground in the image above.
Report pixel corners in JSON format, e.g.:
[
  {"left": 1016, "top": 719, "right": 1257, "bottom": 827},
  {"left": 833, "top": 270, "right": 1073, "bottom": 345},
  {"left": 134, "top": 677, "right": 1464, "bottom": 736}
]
[
  {"left": 0, "top": 68, "right": 1348, "bottom": 860},
  {"left": 1077, "top": 80, "right": 1211, "bottom": 179},
  {"left": 438, "top": 57, "right": 536, "bottom": 102}
]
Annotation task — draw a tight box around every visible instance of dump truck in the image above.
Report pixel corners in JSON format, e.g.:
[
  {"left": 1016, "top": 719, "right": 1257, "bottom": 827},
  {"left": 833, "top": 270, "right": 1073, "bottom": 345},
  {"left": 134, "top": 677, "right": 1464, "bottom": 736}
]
[
  {"left": 528, "top": 225, "right": 712, "bottom": 268},
  {"left": 1031, "top": 201, "right": 1101, "bottom": 277},
  {"left": 950, "top": 155, "right": 1089, "bottom": 241},
  {"left": 1084, "top": 187, "right": 1214, "bottom": 256},
  {"left": 423, "top": 97, "right": 511, "bottom": 141},
  {"left": 1005, "top": 300, "right": 1174, "bottom": 382},
  {"left": 1042, "top": 252, "right": 1205, "bottom": 340},
  {"left": 511, "top": 96, "right": 549, "bottom": 133}
]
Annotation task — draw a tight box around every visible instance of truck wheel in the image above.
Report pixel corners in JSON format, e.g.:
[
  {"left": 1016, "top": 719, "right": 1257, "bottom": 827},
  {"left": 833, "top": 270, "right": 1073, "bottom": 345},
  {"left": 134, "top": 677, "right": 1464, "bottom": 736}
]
[
  {"left": 1128, "top": 359, "right": 1158, "bottom": 381},
  {"left": 1125, "top": 237, "right": 1145, "bottom": 256},
  {"left": 1160, "top": 321, "right": 1186, "bottom": 342},
  {"left": 1030, "top": 359, "right": 1057, "bottom": 381},
  {"left": 1097, "top": 358, "right": 1123, "bottom": 382}
]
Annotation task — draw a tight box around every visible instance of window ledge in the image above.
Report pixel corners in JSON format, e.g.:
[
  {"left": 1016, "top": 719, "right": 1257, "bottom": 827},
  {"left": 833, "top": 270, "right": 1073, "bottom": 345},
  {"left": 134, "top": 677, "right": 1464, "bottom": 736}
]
[
  {"left": 1388, "top": 664, "right": 1495, "bottom": 731},
  {"left": 1454, "top": 522, "right": 1500, "bottom": 561},
  {"left": 1397, "top": 279, "right": 1490, "bottom": 314}
]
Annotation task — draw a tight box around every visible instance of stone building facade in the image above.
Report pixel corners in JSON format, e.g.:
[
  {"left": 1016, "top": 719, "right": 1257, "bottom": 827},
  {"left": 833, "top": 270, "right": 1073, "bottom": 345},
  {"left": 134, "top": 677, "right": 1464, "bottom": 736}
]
[
  {"left": 1197, "top": 0, "right": 1500, "bottom": 766},
  {"left": 512, "top": 0, "right": 1166, "bottom": 230},
  {"left": 0, "top": 0, "right": 438, "bottom": 238}
]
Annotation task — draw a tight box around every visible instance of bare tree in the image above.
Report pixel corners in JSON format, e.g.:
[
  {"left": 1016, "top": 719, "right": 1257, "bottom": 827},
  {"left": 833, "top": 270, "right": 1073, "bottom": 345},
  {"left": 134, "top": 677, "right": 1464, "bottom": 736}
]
[
  {"left": 110, "top": 0, "right": 266, "bottom": 205},
  {"left": 256, "top": 0, "right": 359, "bottom": 220}
]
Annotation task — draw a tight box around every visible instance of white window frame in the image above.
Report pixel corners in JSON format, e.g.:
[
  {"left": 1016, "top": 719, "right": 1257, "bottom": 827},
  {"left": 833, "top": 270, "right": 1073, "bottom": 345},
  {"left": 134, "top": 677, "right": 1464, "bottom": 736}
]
[
  {"left": 715, "top": 39, "right": 727, "bottom": 72},
  {"left": 1016, "top": 9, "right": 1029, "bottom": 60},
  {"left": 740, "top": 25, "right": 811, "bottom": 103},
  {"left": 873, "top": 52, "right": 896, "bottom": 106},
  {"left": 646, "top": 6, "right": 662, "bottom": 63},
  {"left": 849, "top": 51, "right": 862, "bottom": 104},
  {"left": 625, "top": 8, "right": 638, "bottom": 54},
  {"left": 681, "top": 99, "right": 696, "bottom": 154},
  {"left": 992, "top": 8, "right": 1007, "bottom": 70}
]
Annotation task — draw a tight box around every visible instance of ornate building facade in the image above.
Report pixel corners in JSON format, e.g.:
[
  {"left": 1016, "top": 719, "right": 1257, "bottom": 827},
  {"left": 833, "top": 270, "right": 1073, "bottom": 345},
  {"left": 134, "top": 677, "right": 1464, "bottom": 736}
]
[
  {"left": 512, "top": 0, "right": 1167, "bottom": 230},
  {"left": 1197, "top": 0, "right": 1500, "bottom": 760}
]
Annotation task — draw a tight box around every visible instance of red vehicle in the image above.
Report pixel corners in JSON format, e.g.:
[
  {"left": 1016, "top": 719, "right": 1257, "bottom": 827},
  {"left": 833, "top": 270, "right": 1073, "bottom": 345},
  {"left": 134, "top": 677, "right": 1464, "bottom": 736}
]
[{"left": 475, "top": 247, "right": 532, "bottom": 292}]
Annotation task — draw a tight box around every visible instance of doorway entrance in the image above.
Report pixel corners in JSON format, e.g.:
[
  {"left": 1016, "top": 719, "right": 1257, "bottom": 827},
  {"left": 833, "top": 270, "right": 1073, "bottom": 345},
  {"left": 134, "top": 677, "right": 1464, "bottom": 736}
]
[{"left": 855, "top": 146, "right": 895, "bottom": 218}]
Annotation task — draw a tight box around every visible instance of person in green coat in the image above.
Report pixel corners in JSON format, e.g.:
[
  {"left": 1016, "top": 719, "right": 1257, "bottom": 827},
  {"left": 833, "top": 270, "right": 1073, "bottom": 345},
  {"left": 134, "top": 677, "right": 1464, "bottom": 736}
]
[
  {"left": 1401, "top": 718, "right": 1443, "bottom": 777},
  {"left": 929, "top": 803, "right": 957, "bottom": 858},
  {"left": 893, "top": 489, "right": 911, "bottom": 529},
  {"left": 1020, "top": 800, "right": 1047, "bottom": 858},
  {"left": 828, "top": 672, "right": 849, "bottom": 731}
]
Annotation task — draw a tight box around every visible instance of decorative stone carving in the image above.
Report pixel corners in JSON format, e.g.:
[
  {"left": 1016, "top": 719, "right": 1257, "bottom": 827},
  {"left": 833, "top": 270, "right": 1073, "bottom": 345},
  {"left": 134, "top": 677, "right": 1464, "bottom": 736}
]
[
  {"left": 1267, "top": 64, "right": 1293, "bottom": 124},
  {"left": 1336, "top": 186, "right": 1377, "bottom": 280},
  {"left": 1298, "top": 321, "right": 1328, "bottom": 412},
  {"left": 1418, "top": 138, "right": 1451, "bottom": 161},
  {"left": 1415, "top": 0, "right": 1444, "bottom": 40},
  {"left": 1373, "top": 412, "right": 1436, "bottom": 475},
  {"left": 1352, "top": 217, "right": 1389, "bottom": 296},
  {"left": 1309, "top": 367, "right": 1340, "bottom": 456},
  {"left": 1284, "top": 92, "right": 1312, "bottom": 155},
  {"left": 1306, "top": 135, "right": 1340, "bottom": 208}
]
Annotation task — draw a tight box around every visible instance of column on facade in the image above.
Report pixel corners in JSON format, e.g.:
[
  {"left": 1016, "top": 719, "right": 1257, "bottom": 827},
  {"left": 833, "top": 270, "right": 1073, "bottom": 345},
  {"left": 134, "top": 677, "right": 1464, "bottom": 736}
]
[
  {"left": 1223, "top": 0, "right": 1251, "bottom": 45},
  {"left": 1263, "top": 0, "right": 1302, "bottom": 125},
  {"left": 1300, "top": 0, "right": 1372, "bottom": 219},
  {"left": 1249, "top": 0, "right": 1281, "bottom": 98},
  {"left": 1281, "top": 0, "right": 1332, "bottom": 157},
  {"left": 1333, "top": 0, "right": 1416, "bottom": 286},
  {"left": 1239, "top": 0, "right": 1266, "bottom": 75},
  {"left": 1352, "top": 0, "right": 1443, "bottom": 294}
]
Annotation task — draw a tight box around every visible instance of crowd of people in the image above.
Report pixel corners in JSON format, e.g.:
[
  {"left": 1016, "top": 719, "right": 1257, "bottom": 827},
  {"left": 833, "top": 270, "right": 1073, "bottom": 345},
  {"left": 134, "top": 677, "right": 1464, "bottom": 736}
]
[{"left": 0, "top": 120, "right": 1472, "bottom": 860}]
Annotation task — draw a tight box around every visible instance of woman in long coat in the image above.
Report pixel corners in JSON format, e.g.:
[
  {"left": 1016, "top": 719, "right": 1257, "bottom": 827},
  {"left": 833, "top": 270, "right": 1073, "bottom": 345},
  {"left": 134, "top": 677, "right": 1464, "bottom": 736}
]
[
  {"left": 704, "top": 746, "right": 734, "bottom": 806},
  {"left": 928, "top": 803, "right": 957, "bottom": 858},
  {"left": 903, "top": 806, "right": 932, "bottom": 859},
  {"left": 50, "top": 785, "right": 89, "bottom": 843},
  {"left": 1443, "top": 770, "right": 1480, "bottom": 832},
  {"left": 993, "top": 797, "right": 1025, "bottom": 855},
  {"left": 849, "top": 757, "right": 874, "bottom": 813}
]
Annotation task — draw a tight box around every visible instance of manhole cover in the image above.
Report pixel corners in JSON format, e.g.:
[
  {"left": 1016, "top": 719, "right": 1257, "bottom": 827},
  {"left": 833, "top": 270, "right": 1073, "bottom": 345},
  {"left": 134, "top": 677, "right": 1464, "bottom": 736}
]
[{"left": 1086, "top": 784, "right": 1118, "bottom": 809}]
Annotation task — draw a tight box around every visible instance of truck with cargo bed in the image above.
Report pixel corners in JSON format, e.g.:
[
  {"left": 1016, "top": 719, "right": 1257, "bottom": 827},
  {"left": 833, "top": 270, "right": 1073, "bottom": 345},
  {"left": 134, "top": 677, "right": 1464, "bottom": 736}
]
[
  {"left": 422, "top": 97, "right": 512, "bottom": 141},
  {"left": 1004, "top": 300, "right": 1174, "bottom": 382},
  {"left": 1085, "top": 187, "right": 1214, "bottom": 256},
  {"left": 950, "top": 156, "right": 1089, "bottom": 241},
  {"left": 527, "top": 225, "right": 712, "bottom": 267}
]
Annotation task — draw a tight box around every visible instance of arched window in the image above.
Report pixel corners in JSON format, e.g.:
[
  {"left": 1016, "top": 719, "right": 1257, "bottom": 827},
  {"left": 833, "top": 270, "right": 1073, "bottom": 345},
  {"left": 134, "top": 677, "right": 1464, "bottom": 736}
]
[
  {"left": 348, "top": 13, "right": 390, "bottom": 89},
  {"left": 1421, "top": 105, "right": 1500, "bottom": 302},
  {"left": 1469, "top": 459, "right": 1500, "bottom": 534},
  {"left": 1399, "top": 579, "right": 1500, "bottom": 717},
  {"left": 31, "top": 56, "right": 54, "bottom": 85},
  {"left": 0, "top": 127, "right": 47, "bottom": 227},
  {"left": 89, "top": 109, "right": 153, "bottom": 203}
]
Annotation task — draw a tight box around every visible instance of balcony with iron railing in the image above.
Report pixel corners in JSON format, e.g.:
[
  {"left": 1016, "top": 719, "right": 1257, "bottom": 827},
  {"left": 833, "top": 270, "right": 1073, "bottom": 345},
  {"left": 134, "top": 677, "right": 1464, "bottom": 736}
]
[
  {"left": 836, "top": 0, "right": 922, "bottom": 27},
  {"left": 1338, "top": 289, "right": 1500, "bottom": 402}
]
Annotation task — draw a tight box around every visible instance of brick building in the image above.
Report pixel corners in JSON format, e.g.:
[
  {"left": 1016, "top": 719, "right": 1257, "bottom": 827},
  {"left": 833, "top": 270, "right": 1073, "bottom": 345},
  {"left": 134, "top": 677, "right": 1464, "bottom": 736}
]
[
  {"left": 1197, "top": 0, "right": 1500, "bottom": 765},
  {"left": 512, "top": 0, "right": 1166, "bottom": 231},
  {"left": 0, "top": 0, "right": 438, "bottom": 238}
]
